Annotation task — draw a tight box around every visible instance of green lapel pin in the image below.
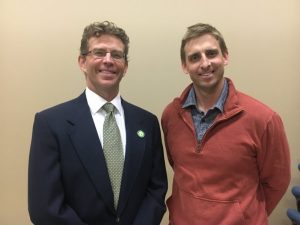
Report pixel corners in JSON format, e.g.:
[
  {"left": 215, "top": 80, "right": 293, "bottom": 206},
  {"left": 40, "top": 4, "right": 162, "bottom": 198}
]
[{"left": 137, "top": 130, "right": 145, "bottom": 138}]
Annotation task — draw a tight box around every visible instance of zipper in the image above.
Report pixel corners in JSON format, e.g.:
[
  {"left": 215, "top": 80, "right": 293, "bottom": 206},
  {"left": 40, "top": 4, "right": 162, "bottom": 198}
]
[{"left": 195, "top": 109, "right": 244, "bottom": 153}]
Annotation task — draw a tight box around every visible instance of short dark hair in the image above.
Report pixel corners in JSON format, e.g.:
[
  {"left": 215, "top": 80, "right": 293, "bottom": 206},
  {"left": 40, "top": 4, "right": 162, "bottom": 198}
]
[
  {"left": 180, "top": 23, "right": 228, "bottom": 63},
  {"left": 80, "top": 21, "right": 130, "bottom": 62}
]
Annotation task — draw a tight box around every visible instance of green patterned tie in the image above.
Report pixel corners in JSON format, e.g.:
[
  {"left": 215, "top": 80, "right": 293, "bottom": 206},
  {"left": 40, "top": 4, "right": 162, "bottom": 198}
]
[{"left": 102, "top": 103, "right": 124, "bottom": 209}]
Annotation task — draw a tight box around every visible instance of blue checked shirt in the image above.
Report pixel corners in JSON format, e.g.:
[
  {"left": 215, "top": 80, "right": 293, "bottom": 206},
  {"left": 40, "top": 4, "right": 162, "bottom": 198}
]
[{"left": 182, "top": 79, "right": 229, "bottom": 141}]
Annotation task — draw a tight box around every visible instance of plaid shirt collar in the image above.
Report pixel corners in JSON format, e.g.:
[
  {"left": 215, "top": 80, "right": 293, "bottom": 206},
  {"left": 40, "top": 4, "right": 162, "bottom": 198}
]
[{"left": 182, "top": 79, "right": 228, "bottom": 113}]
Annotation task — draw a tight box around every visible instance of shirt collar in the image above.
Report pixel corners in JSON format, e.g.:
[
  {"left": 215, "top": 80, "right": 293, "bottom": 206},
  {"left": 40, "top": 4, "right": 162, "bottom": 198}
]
[
  {"left": 182, "top": 79, "right": 228, "bottom": 113},
  {"left": 85, "top": 87, "right": 123, "bottom": 115}
]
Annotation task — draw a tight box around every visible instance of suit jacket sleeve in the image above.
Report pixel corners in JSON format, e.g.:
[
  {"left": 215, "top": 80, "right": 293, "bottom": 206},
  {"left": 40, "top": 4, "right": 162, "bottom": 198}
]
[
  {"left": 132, "top": 117, "right": 168, "bottom": 225},
  {"left": 28, "top": 113, "right": 88, "bottom": 225},
  {"left": 257, "top": 112, "right": 291, "bottom": 215}
]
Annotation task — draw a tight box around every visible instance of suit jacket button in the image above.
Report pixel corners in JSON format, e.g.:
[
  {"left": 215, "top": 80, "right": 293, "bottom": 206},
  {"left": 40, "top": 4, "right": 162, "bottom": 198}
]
[{"left": 116, "top": 217, "right": 120, "bottom": 223}]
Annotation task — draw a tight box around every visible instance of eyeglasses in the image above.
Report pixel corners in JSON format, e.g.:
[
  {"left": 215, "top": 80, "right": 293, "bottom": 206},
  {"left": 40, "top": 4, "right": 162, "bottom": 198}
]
[{"left": 83, "top": 48, "right": 125, "bottom": 61}]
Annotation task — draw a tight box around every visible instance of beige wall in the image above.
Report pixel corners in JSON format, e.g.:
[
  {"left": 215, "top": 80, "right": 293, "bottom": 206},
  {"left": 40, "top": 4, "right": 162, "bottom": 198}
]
[{"left": 1, "top": 0, "right": 300, "bottom": 224}]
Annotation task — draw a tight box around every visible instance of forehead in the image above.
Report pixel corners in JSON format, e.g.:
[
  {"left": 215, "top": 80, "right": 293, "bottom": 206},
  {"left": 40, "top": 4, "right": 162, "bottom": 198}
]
[
  {"left": 88, "top": 34, "right": 124, "bottom": 50},
  {"left": 184, "top": 34, "right": 220, "bottom": 53}
]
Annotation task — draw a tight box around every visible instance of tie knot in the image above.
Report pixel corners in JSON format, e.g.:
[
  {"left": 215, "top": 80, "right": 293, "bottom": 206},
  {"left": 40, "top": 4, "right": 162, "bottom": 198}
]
[{"left": 102, "top": 102, "right": 115, "bottom": 113}]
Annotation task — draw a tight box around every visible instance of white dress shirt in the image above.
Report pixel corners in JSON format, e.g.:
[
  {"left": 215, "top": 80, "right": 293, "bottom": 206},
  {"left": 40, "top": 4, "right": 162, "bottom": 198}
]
[{"left": 85, "top": 87, "right": 126, "bottom": 156}]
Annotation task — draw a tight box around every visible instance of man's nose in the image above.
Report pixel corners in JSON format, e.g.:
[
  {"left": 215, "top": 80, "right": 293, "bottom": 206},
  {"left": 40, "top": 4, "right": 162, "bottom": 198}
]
[
  {"left": 201, "top": 56, "right": 211, "bottom": 68},
  {"left": 102, "top": 52, "right": 113, "bottom": 63}
]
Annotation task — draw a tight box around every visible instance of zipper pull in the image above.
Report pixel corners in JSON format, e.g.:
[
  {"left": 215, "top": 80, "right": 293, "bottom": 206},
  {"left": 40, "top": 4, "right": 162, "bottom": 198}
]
[{"left": 196, "top": 142, "right": 201, "bottom": 153}]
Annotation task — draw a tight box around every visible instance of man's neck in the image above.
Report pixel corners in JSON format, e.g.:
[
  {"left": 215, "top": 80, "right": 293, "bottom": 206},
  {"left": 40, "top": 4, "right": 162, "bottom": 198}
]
[{"left": 193, "top": 79, "right": 225, "bottom": 113}]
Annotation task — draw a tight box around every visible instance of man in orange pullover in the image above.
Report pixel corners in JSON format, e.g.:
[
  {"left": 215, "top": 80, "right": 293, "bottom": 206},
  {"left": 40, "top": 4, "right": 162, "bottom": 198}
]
[{"left": 161, "top": 23, "right": 290, "bottom": 225}]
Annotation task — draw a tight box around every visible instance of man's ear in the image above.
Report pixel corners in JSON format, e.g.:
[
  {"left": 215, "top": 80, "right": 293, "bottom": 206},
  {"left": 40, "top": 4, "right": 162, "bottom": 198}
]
[
  {"left": 122, "top": 63, "right": 128, "bottom": 77},
  {"left": 223, "top": 52, "right": 229, "bottom": 66},
  {"left": 181, "top": 62, "right": 189, "bottom": 75},
  {"left": 78, "top": 55, "right": 87, "bottom": 73}
]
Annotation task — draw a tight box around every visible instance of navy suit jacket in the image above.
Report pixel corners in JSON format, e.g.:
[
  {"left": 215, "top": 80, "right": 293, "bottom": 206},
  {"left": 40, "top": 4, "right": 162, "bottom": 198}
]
[{"left": 28, "top": 92, "right": 168, "bottom": 225}]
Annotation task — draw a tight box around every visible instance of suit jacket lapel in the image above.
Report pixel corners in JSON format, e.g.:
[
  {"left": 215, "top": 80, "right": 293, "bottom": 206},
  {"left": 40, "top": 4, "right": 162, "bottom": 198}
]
[
  {"left": 66, "top": 93, "right": 115, "bottom": 213},
  {"left": 118, "top": 100, "right": 146, "bottom": 213}
]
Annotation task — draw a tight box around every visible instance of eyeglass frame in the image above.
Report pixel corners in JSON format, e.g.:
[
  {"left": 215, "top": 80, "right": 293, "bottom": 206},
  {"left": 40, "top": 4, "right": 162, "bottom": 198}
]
[{"left": 82, "top": 48, "right": 126, "bottom": 61}]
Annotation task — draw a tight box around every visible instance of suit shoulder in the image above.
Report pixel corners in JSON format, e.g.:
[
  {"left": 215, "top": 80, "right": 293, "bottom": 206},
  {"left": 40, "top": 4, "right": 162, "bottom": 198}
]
[
  {"left": 122, "top": 100, "right": 158, "bottom": 120},
  {"left": 37, "top": 93, "right": 85, "bottom": 117}
]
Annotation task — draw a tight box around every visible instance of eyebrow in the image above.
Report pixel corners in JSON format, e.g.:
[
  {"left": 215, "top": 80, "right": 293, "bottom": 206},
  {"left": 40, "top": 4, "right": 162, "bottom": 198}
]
[
  {"left": 92, "top": 48, "right": 123, "bottom": 52},
  {"left": 187, "top": 48, "right": 219, "bottom": 56},
  {"left": 187, "top": 52, "right": 200, "bottom": 56},
  {"left": 206, "top": 47, "right": 219, "bottom": 52},
  {"left": 206, "top": 48, "right": 219, "bottom": 53}
]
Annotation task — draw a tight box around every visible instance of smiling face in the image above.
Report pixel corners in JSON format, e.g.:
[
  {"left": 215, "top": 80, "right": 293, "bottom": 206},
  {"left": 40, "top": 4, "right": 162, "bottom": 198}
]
[
  {"left": 182, "top": 34, "right": 228, "bottom": 95},
  {"left": 78, "top": 34, "right": 128, "bottom": 100}
]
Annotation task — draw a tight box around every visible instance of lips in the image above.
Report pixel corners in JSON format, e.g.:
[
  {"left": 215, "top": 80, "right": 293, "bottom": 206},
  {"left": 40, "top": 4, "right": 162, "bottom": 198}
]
[
  {"left": 200, "top": 70, "right": 214, "bottom": 76},
  {"left": 99, "top": 69, "right": 116, "bottom": 75}
]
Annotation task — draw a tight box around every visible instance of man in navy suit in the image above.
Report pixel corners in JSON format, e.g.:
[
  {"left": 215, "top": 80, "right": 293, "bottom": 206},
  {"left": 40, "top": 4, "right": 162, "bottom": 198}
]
[{"left": 28, "top": 21, "right": 168, "bottom": 225}]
